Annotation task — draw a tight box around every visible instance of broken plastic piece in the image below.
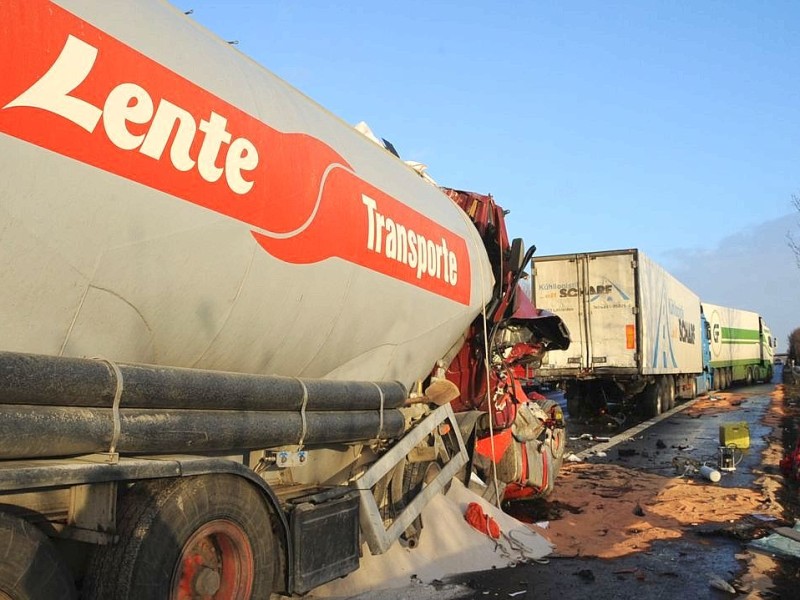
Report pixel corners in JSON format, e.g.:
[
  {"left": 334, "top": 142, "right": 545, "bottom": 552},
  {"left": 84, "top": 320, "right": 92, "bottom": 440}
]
[
  {"left": 708, "top": 574, "right": 736, "bottom": 594},
  {"left": 464, "top": 502, "right": 501, "bottom": 540},
  {"left": 751, "top": 513, "right": 778, "bottom": 522},
  {"left": 750, "top": 521, "right": 800, "bottom": 559}
]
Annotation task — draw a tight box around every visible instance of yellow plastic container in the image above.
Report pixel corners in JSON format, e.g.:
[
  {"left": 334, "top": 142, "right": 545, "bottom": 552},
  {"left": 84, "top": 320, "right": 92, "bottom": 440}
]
[{"left": 719, "top": 421, "right": 750, "bottom": 449}]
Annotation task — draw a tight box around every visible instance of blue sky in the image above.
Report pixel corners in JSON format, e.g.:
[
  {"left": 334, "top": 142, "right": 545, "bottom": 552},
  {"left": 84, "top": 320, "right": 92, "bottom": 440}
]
[{"left": 184, "top": 1, "right": 800, "bottom": 349}]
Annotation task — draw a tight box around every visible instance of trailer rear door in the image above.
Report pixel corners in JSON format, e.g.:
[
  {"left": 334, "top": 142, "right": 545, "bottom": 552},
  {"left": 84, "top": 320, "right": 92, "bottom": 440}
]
[{"left": 533, "top": 250, "right": 638, "bottom": 373}]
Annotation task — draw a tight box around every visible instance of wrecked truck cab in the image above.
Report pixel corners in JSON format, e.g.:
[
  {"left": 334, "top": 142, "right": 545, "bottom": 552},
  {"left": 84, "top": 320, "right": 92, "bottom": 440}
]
[{"left": 438, "top": 188, "right": 571, "bottom": 504}]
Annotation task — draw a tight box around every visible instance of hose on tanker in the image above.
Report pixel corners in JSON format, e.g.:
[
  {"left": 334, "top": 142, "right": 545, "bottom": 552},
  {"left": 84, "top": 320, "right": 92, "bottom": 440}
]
[
  {"left": 0, "top": 351, "right": 407, "bottom": 412},
  {"left": 0, "top": 351, "right": 408, "bottom": 460}
]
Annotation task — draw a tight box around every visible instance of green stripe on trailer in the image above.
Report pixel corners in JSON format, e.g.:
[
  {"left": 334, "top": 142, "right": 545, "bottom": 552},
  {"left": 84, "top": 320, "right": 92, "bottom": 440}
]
[
  {"left": 708, "top": 358, "right": 768, "bottom": 368},
  {"left": 721, "top": 327, "right": 760, "bottom": 341}
]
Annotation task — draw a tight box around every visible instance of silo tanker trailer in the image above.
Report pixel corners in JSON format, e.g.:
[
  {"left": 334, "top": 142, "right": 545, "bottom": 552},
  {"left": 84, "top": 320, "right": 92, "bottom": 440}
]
[{"left": 0, "top": 1, "right": 569, "bottom": 598}]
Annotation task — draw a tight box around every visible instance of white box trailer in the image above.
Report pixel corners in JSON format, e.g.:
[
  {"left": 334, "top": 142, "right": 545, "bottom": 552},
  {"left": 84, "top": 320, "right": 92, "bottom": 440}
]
[
  {"left": 702, "top": 302, "right": 775, "bottom": 387},
  {"left": 531, "top": 249, "right": 703, "bottom": 418}
]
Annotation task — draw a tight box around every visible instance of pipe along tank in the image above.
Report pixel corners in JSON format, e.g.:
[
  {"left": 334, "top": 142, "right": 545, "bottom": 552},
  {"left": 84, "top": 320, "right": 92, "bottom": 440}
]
[{"left": 0, "top": 1, "right": 570, "bottom": 598}]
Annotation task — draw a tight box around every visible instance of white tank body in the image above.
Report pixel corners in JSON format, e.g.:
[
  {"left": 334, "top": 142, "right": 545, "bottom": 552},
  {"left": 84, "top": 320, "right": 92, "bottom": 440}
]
[{"left": 0, "top": 0, "right": 493, "bottom": 387}]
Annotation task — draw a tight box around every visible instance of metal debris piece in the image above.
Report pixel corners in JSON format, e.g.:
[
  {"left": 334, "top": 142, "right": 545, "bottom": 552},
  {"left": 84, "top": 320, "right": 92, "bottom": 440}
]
[{"left": 708, "top": 574, "right": 736, "bottom": 594}]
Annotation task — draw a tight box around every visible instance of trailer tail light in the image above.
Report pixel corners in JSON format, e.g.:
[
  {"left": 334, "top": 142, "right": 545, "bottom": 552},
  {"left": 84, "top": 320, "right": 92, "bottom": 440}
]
[{"left": 626, "top": 324, "right": 636, "bottom": 349}]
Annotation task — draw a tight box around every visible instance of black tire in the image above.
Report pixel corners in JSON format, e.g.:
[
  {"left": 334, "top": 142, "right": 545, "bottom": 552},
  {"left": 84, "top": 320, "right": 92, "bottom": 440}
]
[
  {"left": 566, "top": 394, "right": 581, "bottom": 419},
  {"left": 640, "top": 381, "right": 660, "bottom": 418},
  {"left": 746, "top": 367, "right": 754, "bottom": 386},
  {"left": 668, "top": 376, "right": 676, "bottom": 410},
  {"left": 83, "top": 475, "right": 276, "bottom": 600},
  {"left": 0, "top": 512, "right": 76, "bottom": 600},
  {"left": 399, "top": 458, "right": 451, "bottom": 548},
  {"left": 660, "top": 376, "right": 675, "bottom": 412},
  {"left": 565, "top": 381, "right": 585, "bottom": 419}
]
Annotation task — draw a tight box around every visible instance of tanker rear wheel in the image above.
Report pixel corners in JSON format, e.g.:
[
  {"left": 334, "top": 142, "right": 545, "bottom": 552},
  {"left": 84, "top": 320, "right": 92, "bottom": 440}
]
[
  {"left": 0, "top": 512, "right": 77, "bottom": 600},
  {"left": 83, "top": 475, "right": 276, "bottom": 600}
]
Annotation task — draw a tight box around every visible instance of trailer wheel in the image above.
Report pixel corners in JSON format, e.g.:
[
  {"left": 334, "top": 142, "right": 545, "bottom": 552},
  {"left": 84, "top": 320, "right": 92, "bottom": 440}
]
[
  {"left": 83, "top": 475, "right": 276, "bottom": 600},
  {"left": 716, "top": 368, "right": 725, "bottom": 390},
  {"left": 745, "top": 367, "right": 754, "bottom": 386},
  {"left": 641, "top": 381, "right": 660, "bottom": 418},
  {"left": 566, "top": 395, "right": 581, "bottom": 419},
  {"left": 0, "top": 512, "right": 77, "bottom": 600},
  {"left": 664, "top": 376, "right": 675, "bottom": 411},
  {"left": 564, "top": 382, "right": 586, "bottom": 419}
]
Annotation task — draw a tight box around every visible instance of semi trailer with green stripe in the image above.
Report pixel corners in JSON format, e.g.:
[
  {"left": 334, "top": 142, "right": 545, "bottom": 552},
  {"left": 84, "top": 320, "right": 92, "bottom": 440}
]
[{"left": 701, "top": 302, "right": 776, "bottom": 389}]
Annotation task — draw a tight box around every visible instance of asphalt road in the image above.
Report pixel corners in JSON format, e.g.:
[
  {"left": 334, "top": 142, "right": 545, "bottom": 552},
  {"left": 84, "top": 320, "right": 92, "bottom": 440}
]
[{"left": 439, "top": 377, "right": 794, "bottom": 600}]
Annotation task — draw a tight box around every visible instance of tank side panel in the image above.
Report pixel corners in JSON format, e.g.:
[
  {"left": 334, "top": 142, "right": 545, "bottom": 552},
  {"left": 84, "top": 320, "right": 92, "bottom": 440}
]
[{"left": 0, "top": 0, "right": 494, "bottom": 386}]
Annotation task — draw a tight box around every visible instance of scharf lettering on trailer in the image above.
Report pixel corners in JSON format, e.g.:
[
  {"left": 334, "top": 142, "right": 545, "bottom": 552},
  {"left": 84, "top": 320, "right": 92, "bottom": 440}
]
[
  {"left": 558, "top": 284, "right": 612, "bottom": 298},
  {"left": 0, "top": 0, "right": 471, "bottom": 304},
  {"left": 678, "top": 319, "right": 696, "bottom": 344}
]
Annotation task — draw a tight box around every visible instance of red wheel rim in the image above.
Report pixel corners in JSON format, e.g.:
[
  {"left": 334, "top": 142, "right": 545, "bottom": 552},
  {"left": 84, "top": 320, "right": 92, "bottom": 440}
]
[{"left": 171, "top": 519, "right": 254, "bottom": 600}]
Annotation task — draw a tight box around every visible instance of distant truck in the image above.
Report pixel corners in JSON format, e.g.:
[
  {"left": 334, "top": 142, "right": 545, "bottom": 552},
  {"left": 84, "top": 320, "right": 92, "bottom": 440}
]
[
  {"left": 531, "top": 249, "right": 703, "bottom": 418},
  {"left": 701, "top": 302, "right": 775, "bottom": 388}
]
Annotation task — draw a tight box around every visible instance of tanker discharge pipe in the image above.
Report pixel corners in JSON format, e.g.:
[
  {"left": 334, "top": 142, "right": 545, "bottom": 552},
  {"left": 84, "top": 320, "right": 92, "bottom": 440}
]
[{"left": 0, "top": 351, "right": 407, "bottom": 460}]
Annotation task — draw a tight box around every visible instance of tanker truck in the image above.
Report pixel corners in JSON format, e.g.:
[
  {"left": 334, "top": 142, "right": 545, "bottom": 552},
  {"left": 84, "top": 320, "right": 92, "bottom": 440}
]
[{"left": 0, "top": 2, "right": 569, "bottom": 598}]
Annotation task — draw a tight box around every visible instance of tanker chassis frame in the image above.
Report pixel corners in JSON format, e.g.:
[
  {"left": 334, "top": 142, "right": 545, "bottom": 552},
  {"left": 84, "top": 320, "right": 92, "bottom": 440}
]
[{"left": 0, "top": 353, "right": 467, "bottom": 598}]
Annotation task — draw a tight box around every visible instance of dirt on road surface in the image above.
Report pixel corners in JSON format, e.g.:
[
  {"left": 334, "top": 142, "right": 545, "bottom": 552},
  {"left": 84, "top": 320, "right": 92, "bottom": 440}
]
[
  {"left": 303, "top": 376, "right": 799, "bottom": 600},
  {"left": 444, "top": 377, "right": 800, "bottom": 599}
]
